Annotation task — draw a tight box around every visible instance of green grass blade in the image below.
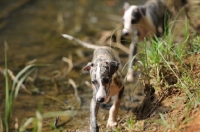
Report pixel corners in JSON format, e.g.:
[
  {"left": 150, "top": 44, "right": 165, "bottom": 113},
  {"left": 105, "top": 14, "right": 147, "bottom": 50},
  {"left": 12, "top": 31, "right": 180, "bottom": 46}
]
[
  {"left": 4, "top": 41, "right": 10, "bottom": 132},
  {"left": 11, "top": 64, "right": 34, "bottom": 91},
  {"left": 11, "top": 64, "right": 49, "bottom": 91},
  {"left": 13, "top": 64, "right": 50, "bottom": 100},
  {"left": 14, "top": 67, "right": 37, "bottom": 99}
]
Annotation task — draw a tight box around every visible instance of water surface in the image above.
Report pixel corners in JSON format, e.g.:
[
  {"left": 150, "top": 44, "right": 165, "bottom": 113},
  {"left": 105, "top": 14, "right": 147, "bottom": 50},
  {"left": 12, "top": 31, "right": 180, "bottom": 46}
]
[{"left": 0, "top": 0, "right": 145, "bottom": 131}]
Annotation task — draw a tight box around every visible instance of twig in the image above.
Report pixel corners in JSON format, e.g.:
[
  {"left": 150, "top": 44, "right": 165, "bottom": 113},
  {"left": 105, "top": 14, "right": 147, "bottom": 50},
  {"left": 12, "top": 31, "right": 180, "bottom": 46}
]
[
  {"left": 53, "top": 55, "right": 74, "bottom": 80},
  {"left": 68, "top": 78, "right": 81, "bottom": 108},
  {"left": 62, "top": 55, "right": 73, "bottom": 76},
  {"left": 51, "top": 70, "right": 62, "bottom": 79},
  {"left": 53, "top": 116, "right": 59, "bottom": 128},
  {"left": 0, "top": 67, "right": 31, "bottom": 94},
  {"left": 25, "top": 59, "right": 37, "bottom": 66},
  {"left": 108, "top": 42, "right": 129, "bottom": 54},
  {"left": 44, "top": 95, "right": 68, "bottom": 108},
  {"left": 0, "top": 68, "right": 25, "bottom": 89},
  {"left": 98, "top": 30, "right": 130, "bottom": 54}
]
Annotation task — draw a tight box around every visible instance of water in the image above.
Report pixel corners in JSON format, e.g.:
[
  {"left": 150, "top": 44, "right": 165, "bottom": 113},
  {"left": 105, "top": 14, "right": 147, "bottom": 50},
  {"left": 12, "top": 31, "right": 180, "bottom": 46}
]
[{"left": 0, "top": 0, "right": 146, "bottom": 131}]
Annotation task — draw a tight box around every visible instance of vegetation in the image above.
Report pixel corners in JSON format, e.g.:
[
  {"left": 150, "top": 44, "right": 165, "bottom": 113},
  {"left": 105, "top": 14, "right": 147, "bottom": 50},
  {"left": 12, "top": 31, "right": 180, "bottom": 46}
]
[
  {"left": 111, "top": 16, "right": 200, "bottom": 132},
  {"left": 1, "top": 43, "right": 77, "bottom": 131},
  {"left": 1, "top": 1, "right": 200, "bottom": 132},
  {"left": 2, "top": 19, "right": 200, "bottom": 132}
]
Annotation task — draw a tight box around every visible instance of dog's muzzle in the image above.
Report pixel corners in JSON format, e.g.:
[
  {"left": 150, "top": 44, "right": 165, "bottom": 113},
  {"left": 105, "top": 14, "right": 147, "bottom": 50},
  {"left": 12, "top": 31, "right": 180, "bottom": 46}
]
[
  {"left": 96, "top": 87, "right": 109, "bottom": 103},
  {"left": 122, "top": 28, "right": 130, "bottom": 36},
  {"left": 97, "top": 97, "right": 104, "bottom": 103}
]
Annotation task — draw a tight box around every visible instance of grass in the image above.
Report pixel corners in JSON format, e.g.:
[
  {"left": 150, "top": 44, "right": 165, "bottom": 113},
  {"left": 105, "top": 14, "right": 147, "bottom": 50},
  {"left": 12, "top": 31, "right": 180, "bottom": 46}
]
[
  {"left": 2, "top": 41, "right": 78, "bottom": 132},
  {"left": 2, "top": 35, "right": 199, "bottom": 132},
  {"left": 114, "top": 9, "right": 200, "bottom": 131},
  {"left": 1, "top": 7, "right": 200, "bottom": 132},
  {"left": 2, "top": 41, "right": 63, "bottom": 132},
  {"left": 4, "top": 42, "right": 10, "bottom": 132}
]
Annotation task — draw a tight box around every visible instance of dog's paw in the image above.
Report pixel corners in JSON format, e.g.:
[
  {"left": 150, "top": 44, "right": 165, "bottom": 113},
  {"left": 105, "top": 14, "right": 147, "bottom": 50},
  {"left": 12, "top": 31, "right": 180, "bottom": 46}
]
[
  {"left": 90, "top": 125, "right": 99, "bottom": 132},
  {"left": 106, "top": 119, "right": 117, "bottom": 128}
]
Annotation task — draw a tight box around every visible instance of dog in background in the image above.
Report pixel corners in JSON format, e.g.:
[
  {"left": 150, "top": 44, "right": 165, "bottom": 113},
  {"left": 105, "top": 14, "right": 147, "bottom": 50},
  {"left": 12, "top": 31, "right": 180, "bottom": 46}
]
[
  {"left": 62, "top": 34, "right": 124, "bottom": 132},
  {"left": 122, "top": 0, "right": 170, "bottom": 81}
]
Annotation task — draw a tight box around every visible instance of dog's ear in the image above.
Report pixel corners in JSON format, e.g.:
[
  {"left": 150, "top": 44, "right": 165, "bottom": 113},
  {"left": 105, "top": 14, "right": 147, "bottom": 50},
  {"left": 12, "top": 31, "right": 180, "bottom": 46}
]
[
  {"left": 123, "top": 2, "right": 130, "bottom": 13},
  {"left": 105, "top": 60, "right": 120, "bottom": 75},
  {"left": 138, "top": 6, "right": 146, "bottom": 16},
  {"left": 82, "top": 62, "right": 94, "bottom": 72}
]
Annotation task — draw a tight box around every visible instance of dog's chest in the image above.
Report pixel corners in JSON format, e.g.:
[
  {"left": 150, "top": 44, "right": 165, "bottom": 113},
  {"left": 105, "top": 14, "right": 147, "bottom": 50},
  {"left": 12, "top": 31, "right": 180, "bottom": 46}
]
[
  {"left": 109, "top": 72, "right": 123, "bottom": 96},
  {"left": 135, "top": 16, "right": 156, "bottom": 40}
]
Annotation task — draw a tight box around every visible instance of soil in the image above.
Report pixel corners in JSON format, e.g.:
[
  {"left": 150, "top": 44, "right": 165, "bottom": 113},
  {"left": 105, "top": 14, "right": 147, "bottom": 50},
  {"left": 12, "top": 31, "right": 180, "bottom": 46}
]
[
  {"left": 108, "top": 53, "right": 200, "bottom": 132},
  {"left": 0, "top": 0, "right": 200, "bottom": 132}
]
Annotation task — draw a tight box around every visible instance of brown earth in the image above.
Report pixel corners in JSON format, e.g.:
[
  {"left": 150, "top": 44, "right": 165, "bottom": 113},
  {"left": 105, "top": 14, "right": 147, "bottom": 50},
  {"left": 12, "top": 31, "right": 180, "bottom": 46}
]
[{"left": 0, "top": 0, "right": 200, "bottom": 132}]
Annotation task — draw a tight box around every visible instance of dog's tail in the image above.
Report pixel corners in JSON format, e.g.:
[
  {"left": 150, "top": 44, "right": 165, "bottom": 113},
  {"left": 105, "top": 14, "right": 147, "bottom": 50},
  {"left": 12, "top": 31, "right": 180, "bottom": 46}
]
[{"left": 62, "top": 34, "right": 100, "bottom": 49}]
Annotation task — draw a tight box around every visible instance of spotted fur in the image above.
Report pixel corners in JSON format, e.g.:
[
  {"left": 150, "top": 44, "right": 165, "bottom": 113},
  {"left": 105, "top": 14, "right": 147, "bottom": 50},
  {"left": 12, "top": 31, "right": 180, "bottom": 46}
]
[
  {"left": 62, "top": 34, "right": 124, "bottom": 132},
  {"left": 122, "top": 0, "right": 170, "bottom": 81}
]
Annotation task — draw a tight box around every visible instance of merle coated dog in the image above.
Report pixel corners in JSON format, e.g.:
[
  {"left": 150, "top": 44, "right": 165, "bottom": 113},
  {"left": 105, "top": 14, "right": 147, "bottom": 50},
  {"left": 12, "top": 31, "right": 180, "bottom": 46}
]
[
  {"left": 122, "top": 0, "right": 170, "bottom": 81},
  {"left": 62, "top": 34, "right": 124, "bottom": 132}
]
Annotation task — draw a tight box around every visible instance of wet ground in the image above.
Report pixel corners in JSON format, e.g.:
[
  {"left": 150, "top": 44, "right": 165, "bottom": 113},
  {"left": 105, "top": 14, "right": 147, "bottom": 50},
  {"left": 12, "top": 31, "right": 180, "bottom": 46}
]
[{"left": 0, "top": 0, "right": 146, "bottom": 131}]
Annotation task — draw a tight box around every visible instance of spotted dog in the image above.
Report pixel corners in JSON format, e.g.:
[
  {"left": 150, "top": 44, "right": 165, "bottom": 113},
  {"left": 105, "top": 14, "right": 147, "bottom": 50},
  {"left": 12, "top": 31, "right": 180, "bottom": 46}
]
[
  {"left": 122, "top": 0, "right": 170, "bottom": 81},
  {"left": 62, "top": 34, "right": 124, "bottom": 132}
]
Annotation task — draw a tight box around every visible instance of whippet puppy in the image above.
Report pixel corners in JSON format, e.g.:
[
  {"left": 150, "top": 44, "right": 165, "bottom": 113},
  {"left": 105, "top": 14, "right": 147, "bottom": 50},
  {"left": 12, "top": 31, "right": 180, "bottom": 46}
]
[
  {"left": 62, "top": 34, "right": 124, "bottom": 132},
  {"left": 122, "top": 0, "right": 170, "bottom": 81}
]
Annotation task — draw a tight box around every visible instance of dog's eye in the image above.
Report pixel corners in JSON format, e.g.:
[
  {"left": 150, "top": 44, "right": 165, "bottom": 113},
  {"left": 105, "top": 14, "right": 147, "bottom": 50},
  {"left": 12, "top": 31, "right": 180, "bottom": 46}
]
[
  {"left": 91, "top": 80, "right": 96, "bottom": 84},
  {"left": 131, "top": 19, "right": 137, "bottom": 24},
  {"left": 103, "top": 77, "right": 110, "bottom": 84}
]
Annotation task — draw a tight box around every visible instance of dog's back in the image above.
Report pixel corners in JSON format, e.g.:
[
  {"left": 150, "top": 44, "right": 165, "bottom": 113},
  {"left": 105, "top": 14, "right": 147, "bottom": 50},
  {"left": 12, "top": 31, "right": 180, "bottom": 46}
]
[
  {"left": 146, "top": 0, "right": 170, "bottom": 36},
  {"left": 93, "top": 47, "right": 120, "bottom": 65}
]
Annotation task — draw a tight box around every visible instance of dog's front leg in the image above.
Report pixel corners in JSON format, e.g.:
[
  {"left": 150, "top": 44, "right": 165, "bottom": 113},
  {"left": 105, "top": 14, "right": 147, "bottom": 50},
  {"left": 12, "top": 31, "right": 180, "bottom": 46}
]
[
  {"left": 107, "top": 87, "right": 124, "bottom": 128},
  {"left": 90, "top": 97, "right": 100, "bottom": 132}
]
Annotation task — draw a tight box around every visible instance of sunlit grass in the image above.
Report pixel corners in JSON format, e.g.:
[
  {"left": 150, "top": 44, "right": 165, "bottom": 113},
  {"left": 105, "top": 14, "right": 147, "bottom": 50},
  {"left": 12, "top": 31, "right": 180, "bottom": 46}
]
[
  {"left": 3, "top": 41, "right": 52, "bottom": 131},
  {"left": 2, "top": 5, "right": 200, "bottom": 132},
  {"left": 4, "top": 41, "right": 10, "bottom": 132},
  {"left": 123, "top": 9, "right": 200, "bottom": 131}
]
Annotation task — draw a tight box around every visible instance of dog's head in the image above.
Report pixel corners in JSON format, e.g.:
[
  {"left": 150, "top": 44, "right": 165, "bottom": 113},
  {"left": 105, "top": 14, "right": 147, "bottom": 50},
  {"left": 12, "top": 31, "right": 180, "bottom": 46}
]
[
  {"left": 82, "top": 60, "right": 119, "bottom": 103},
  {"left": 122, "top": 2, "right": 146, "bottom": 36}
]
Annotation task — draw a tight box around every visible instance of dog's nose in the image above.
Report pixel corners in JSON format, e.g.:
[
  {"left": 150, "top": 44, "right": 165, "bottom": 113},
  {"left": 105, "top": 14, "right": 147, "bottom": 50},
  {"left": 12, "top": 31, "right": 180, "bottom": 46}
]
[
  {"left": 123, "top": 32, "right": 129, "bottom": 36},
  {"left": 122, "top": 29, "right": 130, "bottom": 36},
  {"left": 97, "top": 97, "right": 104, "bottom": 103}
]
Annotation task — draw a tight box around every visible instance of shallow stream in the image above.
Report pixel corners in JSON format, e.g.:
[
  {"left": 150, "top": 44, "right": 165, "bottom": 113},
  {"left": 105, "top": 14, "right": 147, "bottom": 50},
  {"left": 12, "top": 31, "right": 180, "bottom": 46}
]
[{"left": 0, "top": 0, "right": 145, "bottom": 131}]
